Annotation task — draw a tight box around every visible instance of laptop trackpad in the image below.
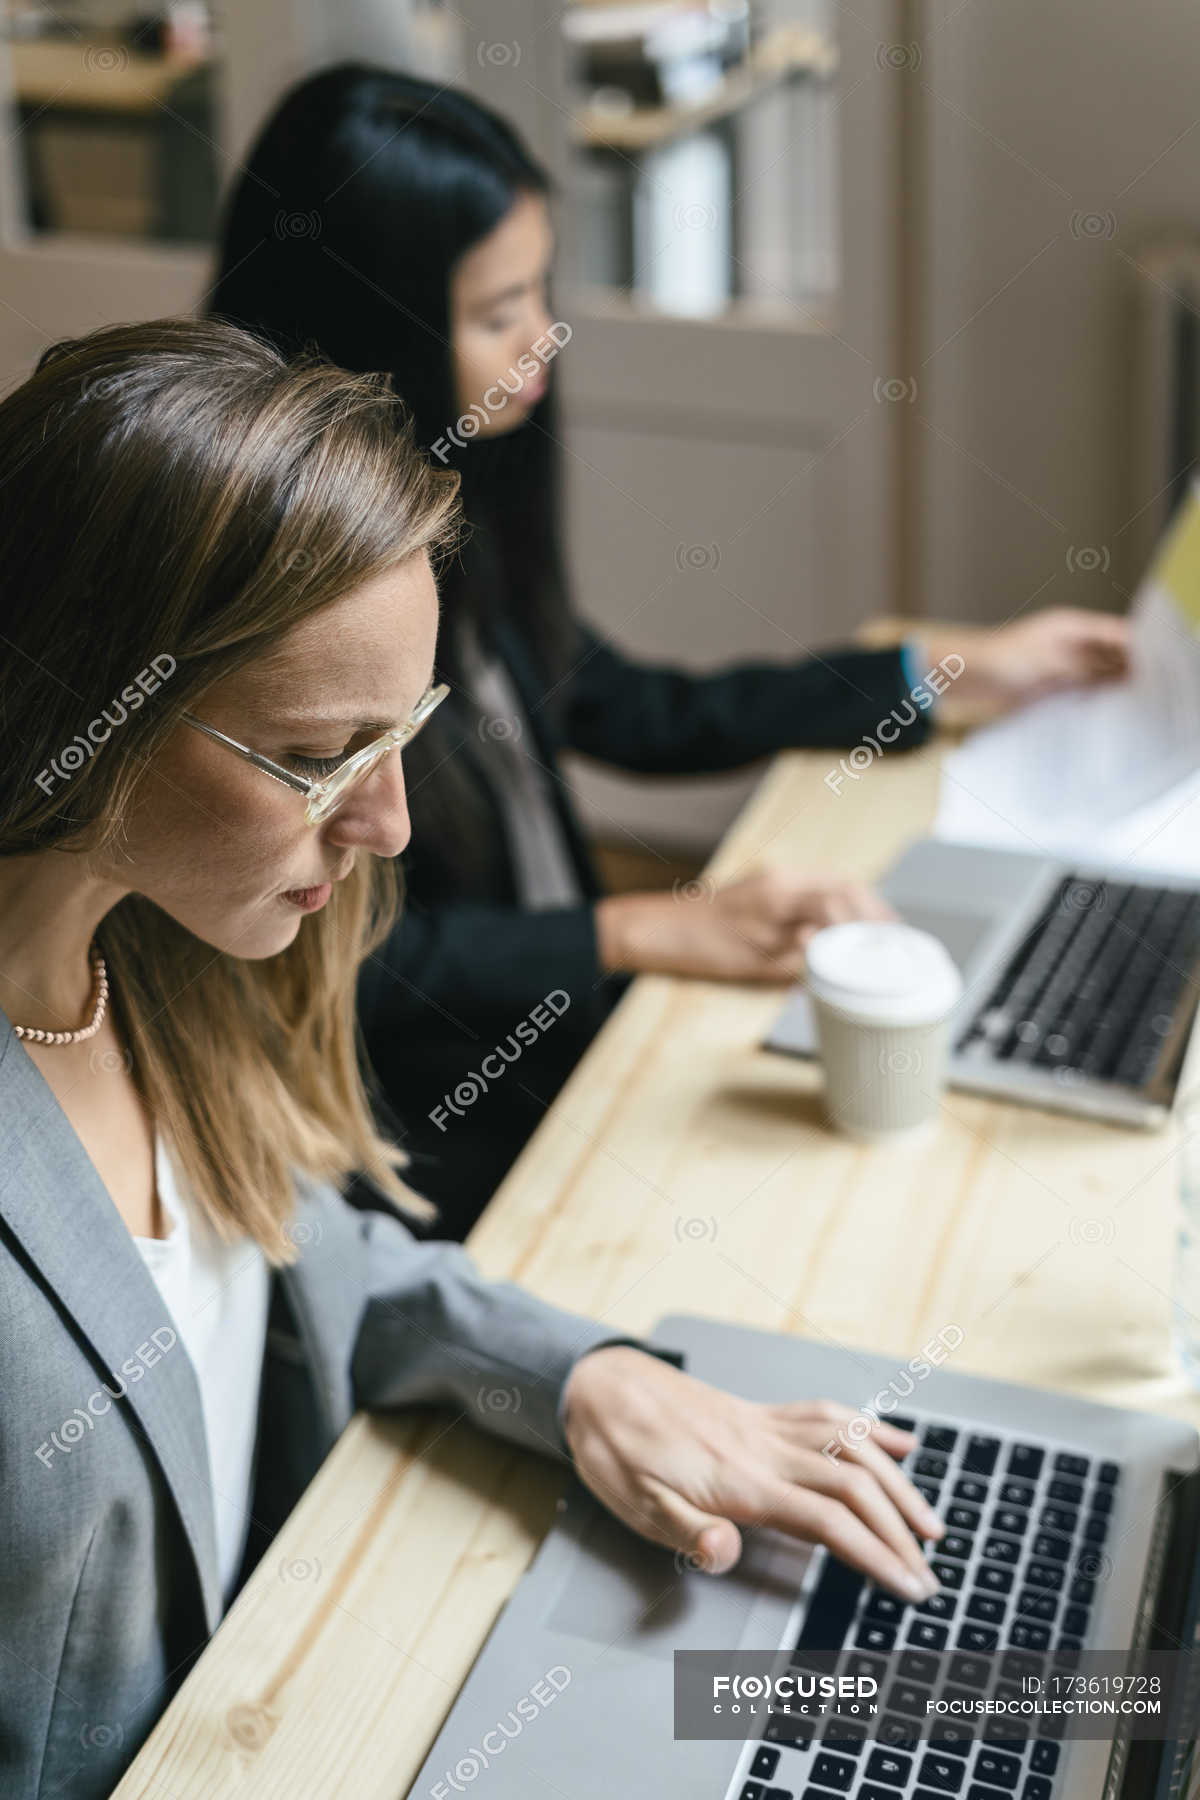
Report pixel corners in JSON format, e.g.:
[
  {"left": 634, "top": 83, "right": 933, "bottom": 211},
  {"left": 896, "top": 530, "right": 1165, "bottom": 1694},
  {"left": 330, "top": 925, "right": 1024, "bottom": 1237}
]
[
  {"left": 897, "top": 903, "right": 996, "bottom": 972},
  {"left": 543, "top": 1492, "right": 812, "bottom": 1658}
]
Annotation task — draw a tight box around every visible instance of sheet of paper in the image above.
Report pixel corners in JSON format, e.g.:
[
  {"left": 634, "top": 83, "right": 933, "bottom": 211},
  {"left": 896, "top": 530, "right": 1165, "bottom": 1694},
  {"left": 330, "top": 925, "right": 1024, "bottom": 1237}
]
[
  {"left": 933, "top": 486, "right": 1200, "bottom": 869},
  {"left": 1094, "top": 760, "right": 1200, "bottom": 875}
]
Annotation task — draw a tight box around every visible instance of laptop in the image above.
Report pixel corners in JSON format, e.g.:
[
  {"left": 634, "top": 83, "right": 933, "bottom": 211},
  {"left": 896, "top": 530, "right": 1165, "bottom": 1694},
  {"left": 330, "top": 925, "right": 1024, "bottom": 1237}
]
[
  {"left": 764, "top": 838, "right": 1200, "bottom": 1128},
  {"left": 410, "top": 1316, "right": 1200, "bottom": 1800}
]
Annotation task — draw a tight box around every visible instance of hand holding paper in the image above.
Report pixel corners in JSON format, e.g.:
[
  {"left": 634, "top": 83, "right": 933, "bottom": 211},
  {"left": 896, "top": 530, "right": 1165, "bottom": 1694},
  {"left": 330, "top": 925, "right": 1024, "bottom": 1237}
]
[
  {"left": 922, "top": 607, "right": 1130, "bottom": 711},
  {"left": 934, "top": 486, "right": 1200, "bottom": 862}
]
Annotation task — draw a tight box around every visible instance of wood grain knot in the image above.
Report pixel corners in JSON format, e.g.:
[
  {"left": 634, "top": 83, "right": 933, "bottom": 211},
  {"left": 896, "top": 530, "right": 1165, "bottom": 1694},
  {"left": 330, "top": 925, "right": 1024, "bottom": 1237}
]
[{"left": 225, "top": 1703, "right": 277, "bottom": 1752}]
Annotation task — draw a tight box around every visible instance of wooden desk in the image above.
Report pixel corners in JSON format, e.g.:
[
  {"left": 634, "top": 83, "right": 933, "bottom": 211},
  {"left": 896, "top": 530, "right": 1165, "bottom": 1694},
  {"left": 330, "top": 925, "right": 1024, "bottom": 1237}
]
[{"left": 114, "top": 740, "right": 1200, "bottom": 1798}]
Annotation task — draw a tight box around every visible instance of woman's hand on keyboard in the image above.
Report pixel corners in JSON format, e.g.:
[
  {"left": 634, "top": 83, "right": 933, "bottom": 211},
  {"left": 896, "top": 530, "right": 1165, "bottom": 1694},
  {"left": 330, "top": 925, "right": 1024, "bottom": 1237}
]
[
  {"left": 561, "top": 1346, "right": 944, "bottom": 1602},
  {"left": 595, "top": 867, "right": 895, "bottom": 983}
]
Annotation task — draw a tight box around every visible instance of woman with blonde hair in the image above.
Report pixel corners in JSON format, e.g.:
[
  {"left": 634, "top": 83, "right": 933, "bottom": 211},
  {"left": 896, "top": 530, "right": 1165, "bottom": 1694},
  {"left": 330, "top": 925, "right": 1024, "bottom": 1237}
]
[{"left": 0, "top": 317, "right": 940, "bottom": 1797}]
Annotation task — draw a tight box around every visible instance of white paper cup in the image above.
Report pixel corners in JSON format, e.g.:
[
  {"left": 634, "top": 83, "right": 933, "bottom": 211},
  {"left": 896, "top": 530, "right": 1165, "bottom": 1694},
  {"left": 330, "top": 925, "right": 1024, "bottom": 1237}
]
[{"left": 805, "top": 921, "right": 963, "bottom": 1142}]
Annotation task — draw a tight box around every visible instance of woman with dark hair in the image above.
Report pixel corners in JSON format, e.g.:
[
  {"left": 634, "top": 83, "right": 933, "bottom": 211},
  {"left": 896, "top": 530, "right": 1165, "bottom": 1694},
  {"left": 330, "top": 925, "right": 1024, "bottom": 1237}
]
[
  {"left": 211, "top": 64, "right": 1129, "bottom": 1235},
  {"left": 0, "top": 317, "right": 943, "bottom": 1798}
]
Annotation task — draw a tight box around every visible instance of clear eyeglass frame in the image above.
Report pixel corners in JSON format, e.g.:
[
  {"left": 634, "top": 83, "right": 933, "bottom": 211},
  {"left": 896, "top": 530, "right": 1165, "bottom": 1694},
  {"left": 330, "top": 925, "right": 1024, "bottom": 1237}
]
[{"left": 180, "top": 682, "right": 449, "bottom": 826}]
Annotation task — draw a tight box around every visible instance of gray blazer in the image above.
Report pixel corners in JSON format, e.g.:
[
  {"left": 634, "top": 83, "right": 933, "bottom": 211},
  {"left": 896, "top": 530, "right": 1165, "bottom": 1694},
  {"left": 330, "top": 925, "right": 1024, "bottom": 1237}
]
[{"left": 0, "top": 1014, "right": 629, "bottom": 1799}]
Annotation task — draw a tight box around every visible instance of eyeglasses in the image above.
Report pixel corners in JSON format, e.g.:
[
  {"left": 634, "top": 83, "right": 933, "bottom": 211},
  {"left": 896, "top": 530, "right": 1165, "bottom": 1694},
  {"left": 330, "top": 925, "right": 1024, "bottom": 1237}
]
[{"left": 180, "top": 682, "right": 449, "bottom": 826}]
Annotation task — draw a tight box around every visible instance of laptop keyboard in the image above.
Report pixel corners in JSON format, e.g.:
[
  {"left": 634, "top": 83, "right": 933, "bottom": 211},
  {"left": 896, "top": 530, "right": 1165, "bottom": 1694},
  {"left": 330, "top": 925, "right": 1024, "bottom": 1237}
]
[
  {"left": 956, "top": 874, "right": 1200, "bottom": 1090},
  {"left": 727, "top": 1415, "right": 1123, "bottom": 1800}
]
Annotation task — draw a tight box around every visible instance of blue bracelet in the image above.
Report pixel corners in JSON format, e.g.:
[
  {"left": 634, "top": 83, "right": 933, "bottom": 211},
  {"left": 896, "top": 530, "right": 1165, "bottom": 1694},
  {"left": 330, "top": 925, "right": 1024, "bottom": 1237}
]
[{"left": 900, "top": 637, "right": 929, "bottom": 697}]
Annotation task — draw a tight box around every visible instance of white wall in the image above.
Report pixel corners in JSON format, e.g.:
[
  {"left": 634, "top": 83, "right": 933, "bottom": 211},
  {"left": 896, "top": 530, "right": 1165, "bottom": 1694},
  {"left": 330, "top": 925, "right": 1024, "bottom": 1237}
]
[
  {"left": 220, "top": 0, "right": 414, "bottom": 170},
  {"left": 915, "top": 0, "right": 1200, "bottom": 626}
]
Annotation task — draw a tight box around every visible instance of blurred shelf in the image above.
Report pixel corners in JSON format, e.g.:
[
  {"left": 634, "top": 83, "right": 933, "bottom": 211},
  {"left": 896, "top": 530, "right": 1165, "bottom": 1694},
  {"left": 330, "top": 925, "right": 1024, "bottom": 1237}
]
[
  {"left": 572, "top": 22, "right": 836, "bottom": 152},
  {"left": 9, "top": 38, "right": 209, "bottom": 114}
]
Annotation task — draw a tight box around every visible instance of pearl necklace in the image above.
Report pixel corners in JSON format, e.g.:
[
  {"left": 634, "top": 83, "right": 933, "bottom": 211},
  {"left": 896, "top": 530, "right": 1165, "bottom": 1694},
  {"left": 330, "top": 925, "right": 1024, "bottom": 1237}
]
[{"left": 12, "top": 948, "right": 109, "bottom": 1046}]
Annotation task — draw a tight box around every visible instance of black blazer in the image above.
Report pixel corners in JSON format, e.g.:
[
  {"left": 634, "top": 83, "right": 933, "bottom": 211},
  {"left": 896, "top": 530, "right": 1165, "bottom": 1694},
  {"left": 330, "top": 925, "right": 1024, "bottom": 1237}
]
[{"left": 357, "top": 625, "right": 929, "bottom": 1239}]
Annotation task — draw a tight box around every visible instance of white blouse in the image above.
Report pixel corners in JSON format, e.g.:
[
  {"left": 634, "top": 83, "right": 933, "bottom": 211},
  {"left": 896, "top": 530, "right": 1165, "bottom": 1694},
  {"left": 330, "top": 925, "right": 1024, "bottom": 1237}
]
[{"left": 133, "top": 1132, "right": 271, "bottom": 1605}]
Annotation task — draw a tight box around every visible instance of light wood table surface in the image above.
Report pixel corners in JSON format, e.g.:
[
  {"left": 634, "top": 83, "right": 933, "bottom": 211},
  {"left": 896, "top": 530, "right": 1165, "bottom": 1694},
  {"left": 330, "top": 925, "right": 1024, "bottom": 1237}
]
[{"left": 115, "top": 738, "right": 1200, "bottom": 1798}]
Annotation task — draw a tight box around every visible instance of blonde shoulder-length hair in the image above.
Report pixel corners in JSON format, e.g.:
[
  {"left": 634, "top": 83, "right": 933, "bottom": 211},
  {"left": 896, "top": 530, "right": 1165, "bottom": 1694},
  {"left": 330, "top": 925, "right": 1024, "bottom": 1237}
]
[{"left": 0, "top": 317, "right": 461, "bottom": 1260}]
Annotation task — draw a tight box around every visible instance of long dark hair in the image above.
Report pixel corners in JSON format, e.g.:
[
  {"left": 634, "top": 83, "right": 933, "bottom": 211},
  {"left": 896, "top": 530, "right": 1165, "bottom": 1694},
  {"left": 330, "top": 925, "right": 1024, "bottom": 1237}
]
[{"left": 209, "top": 63, "right": 575, "bottom": 698}]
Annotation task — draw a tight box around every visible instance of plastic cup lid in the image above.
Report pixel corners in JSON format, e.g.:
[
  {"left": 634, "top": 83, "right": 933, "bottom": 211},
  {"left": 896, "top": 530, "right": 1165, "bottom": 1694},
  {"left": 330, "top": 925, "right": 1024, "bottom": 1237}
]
[{"left": 805, "top": 920, "right": 963, "bottom": 1026}]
